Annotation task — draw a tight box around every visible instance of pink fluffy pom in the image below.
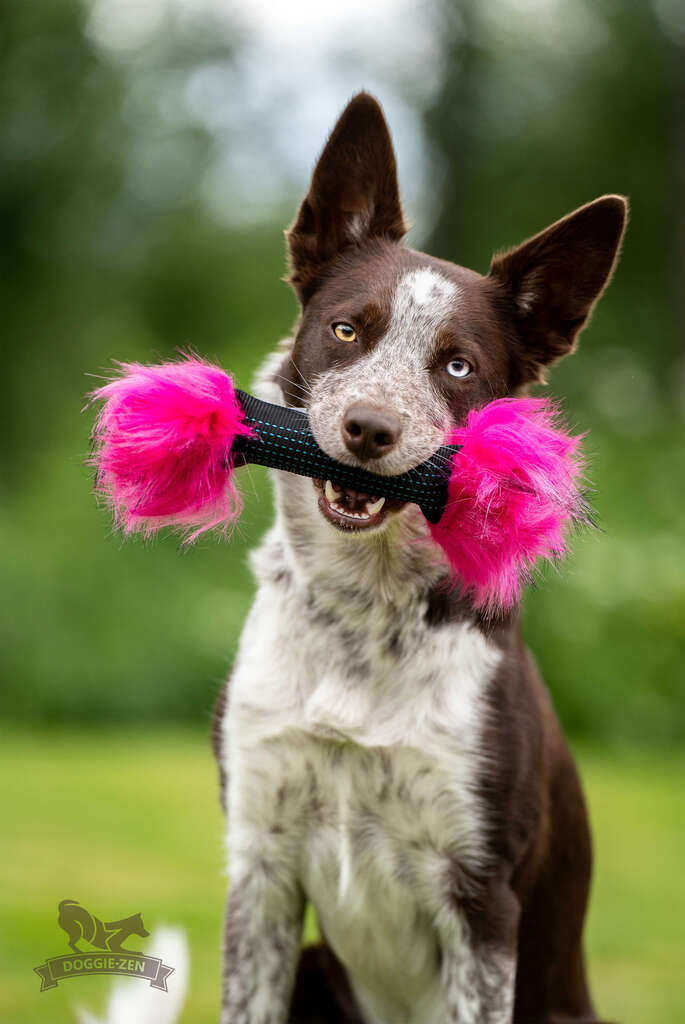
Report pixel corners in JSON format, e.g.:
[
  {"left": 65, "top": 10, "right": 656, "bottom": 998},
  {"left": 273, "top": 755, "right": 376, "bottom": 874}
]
[
  {"left": 430, "top": 398, "right": 587, "bottom": 616},
  {"left": 89, "top": 356, "right": 253, "bottom": 539}
]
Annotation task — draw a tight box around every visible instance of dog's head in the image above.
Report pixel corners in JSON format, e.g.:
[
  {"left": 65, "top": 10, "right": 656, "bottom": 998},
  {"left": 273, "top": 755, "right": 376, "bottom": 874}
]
[
  {"left": 128, "top": 913, "right": 150, "bottom": 938},
  {"left": 279, "top": 92, "right": 626, "bottom": 535}
]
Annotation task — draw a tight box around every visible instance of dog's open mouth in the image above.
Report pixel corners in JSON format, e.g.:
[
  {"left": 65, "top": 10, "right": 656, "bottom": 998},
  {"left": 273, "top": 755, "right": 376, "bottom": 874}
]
[{"left": 314, "top": 479, "right": 407, "bottom": 531}]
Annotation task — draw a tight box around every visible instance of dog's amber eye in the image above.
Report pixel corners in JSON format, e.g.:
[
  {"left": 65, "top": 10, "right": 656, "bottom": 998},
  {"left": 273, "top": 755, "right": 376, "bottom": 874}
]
[
  {"left": 446, "top": 357, "right": 473, "bottom": 379},
  {"left": 333, "top": 323, "right": 357, "bottom": 343}
]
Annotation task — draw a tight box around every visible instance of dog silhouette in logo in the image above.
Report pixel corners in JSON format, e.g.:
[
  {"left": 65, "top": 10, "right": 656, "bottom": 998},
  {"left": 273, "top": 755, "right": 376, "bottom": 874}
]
[{"left": 58, "top": 900, "right": 150, "bottom": 954}]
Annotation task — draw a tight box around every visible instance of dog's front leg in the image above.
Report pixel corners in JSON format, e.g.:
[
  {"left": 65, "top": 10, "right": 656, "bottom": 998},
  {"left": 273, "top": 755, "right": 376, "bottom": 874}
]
[
  {"left": 437, "top": 879, "right": 518, "bottom": 1024},
  {"left": 221, "top": 851, "right": 304, "bottom": 1024}
]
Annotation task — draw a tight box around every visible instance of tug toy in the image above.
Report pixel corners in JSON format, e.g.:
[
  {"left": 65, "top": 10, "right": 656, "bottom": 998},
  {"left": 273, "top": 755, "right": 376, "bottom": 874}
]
[{"left": 89, "top": 356, "right": 588, "bottom": 613}]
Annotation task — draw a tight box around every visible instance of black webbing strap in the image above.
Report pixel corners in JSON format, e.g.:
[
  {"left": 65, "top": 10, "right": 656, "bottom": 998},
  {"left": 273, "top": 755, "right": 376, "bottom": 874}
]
[{"left": 232, "top": 391, "right": 459, "bottom": 524}]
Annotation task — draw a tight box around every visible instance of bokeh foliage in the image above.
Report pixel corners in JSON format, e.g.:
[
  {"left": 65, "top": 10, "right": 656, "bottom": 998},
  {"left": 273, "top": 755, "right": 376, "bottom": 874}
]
[{"left": 1, "top": 0, "right": 683, "bottom": 743}]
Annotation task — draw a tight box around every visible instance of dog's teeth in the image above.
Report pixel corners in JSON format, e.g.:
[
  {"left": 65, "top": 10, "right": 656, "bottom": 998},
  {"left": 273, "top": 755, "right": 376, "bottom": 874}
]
[
  {"left": 327, "top": 495, "right": 379, "bottom": 522},
  {"left": 325, "top": 480, "right": 341, "bottom": 502},
  {"left": 366, "top": 496, "right": 386, "bottom": 516}
]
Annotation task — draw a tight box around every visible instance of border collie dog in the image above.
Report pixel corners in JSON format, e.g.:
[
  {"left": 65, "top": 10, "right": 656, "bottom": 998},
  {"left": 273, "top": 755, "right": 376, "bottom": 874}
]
[{"left": 212, "top": 93, "right": 626, "bottom": 1024}]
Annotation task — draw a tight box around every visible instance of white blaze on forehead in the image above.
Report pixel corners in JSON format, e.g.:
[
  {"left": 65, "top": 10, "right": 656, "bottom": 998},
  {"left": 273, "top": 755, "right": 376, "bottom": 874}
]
[
  {"left": 399, "top": 267, "right": 458, "bottom": 310},
  {"left": 383, "top": 268, "right": 460, "bottom": 362}
]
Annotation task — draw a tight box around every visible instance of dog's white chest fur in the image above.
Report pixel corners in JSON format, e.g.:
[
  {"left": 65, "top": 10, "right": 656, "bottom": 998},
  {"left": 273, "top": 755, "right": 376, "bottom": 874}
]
[{"left": 224, "top": 512, "right": 502, "bottom": 1024}]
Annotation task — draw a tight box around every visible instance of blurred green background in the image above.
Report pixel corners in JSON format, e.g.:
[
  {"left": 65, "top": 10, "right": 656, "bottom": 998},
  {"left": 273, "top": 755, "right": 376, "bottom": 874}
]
[{"left": 1, "top": 0, "right": 683, "bottom": 1020}]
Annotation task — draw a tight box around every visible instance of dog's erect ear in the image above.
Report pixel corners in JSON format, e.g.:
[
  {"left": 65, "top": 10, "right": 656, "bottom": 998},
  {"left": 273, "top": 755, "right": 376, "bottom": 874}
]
[
  {"left": 489, "top": 195, "right": 628, "bottom": 382},
  {"left": 287, "top": 92, "right": 407, "bottom": 302}
]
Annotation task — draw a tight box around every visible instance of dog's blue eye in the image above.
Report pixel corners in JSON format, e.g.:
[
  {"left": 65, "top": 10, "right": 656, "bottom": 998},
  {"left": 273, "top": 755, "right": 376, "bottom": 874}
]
[{"left": 446, "top": 358, "right": 472, "bottom": 379}]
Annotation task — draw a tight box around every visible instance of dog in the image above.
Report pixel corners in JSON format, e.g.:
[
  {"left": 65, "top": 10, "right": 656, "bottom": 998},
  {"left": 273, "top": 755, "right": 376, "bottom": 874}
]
[
  {"left": 58, "top": 899, "right": 149, "bottom": 954},
  {"left": 210, "top": 92, "right": 626, "bottom": 1024}
]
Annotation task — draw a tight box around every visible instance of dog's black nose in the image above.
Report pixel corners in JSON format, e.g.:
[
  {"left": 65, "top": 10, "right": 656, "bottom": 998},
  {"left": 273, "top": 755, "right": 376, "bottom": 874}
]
[{"left": 341, "top": 404, "right": 402, "bottom": 461}]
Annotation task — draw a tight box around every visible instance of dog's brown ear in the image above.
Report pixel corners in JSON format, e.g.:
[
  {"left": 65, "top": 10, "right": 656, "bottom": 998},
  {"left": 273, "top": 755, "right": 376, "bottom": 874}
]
[
  {"left": 287, "top": 92, "right": 407, "bottom": 303},
  {"left": 489, "top": 195, "right": 628, "bottom": 382}
]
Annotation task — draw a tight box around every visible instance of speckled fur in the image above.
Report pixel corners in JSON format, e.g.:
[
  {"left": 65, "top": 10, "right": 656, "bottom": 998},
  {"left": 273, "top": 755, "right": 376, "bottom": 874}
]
[
  {"left": 308, "top": 268, "right": 458, "bottom": 477},
  {"left": 219, "top": 301, "right": 514, "bottom": 1023}
]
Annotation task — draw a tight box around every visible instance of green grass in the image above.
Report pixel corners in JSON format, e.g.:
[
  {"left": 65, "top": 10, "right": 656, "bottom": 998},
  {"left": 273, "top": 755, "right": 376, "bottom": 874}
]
[{"left": 1, "top": 731, "right": 683, "bottom": 1023}]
